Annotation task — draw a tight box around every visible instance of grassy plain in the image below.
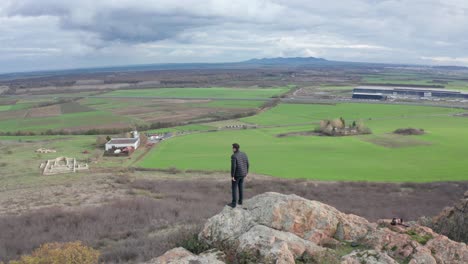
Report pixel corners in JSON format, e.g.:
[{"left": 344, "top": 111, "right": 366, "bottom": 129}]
[
  {"left": 104, "top": 87, "right": 289, "bottom": 98},
  {"left": 241, "top": 103, "right": 461, "bottom": 126},
  {"left": 138, "top": 103, "right": 468, "bottom": 182},
  {"left": 146, "top": 124, "right": 216, "bottom": 134},
  {"left": 0, "top": 94, "right": 265, "bottom": 133},
  {"left": 0, "top": 135, "right": 97, "bottom": 189},
  {"left": 362, "top": 74, "right": 468, "bottom": 91},
  {"left": 188, "top": 100, "right": 264, "bottom": 108}
]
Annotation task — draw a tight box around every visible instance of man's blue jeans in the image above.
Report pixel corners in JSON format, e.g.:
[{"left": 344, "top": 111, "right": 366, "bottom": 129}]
[{"left": 231, "top": 177, "right": 244, "bottom": 204}]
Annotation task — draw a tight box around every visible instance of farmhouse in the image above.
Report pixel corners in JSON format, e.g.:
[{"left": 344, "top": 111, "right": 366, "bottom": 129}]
[
  {"left": 105, "top": 137, "right": 140, "bottom": 151},
  {"left": 353, "top": 86, "right": 468, "bottom": 100},
  {"left": 106, "top": 131, "right": 140, "bottom": 151}
]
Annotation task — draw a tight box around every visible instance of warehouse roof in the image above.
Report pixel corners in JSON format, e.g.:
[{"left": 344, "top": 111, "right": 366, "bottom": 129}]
[
  {"left": 355, "top": 86, "right": 465, "bottom": 93},
  {"left": 106, "top": 138, "right": 139, "bottom": 145}
]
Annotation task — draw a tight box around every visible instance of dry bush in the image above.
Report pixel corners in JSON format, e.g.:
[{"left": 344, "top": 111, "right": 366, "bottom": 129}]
[
  {"left": 9, "top": 241, "right": 99, "bottom": 264},
  {"left": 95, "top": 136, "right": 108, "bottom": 147},
  {"left": 330, "top": 118, "right": 345, "bottom": 129},
  {"left": 0, "top": 178, "right": 466, "bottom": 263},
  {"left": 0, "top": 189, "right": 222, "bottom": 263}
]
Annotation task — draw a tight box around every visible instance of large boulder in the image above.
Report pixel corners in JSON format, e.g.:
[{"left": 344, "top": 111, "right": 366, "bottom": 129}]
[
  {"left": 157, "top": 192, "right": 468, "bottom": 264},
  {"left": 201, "top": 192, "right": 374, "bottom": 246},
  {"left": 363, "top": 220, "right": 468, "bottom": 263},
  {"left": 236, "top": 225, "right": 326, "bottom": 263},
  {"left": 426, "top": 190, "right": 468, "bottom": 243},
  {"left": 341, "top": 250, "right": 398, "bottom": 264},
  {"left": 144, "top": 247, "right": 225, "bottom": 264}
]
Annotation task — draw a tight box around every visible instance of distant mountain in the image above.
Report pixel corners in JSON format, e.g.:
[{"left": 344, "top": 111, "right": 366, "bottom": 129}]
[
  {"left": 244, "top": 57, "right": 328, "bottom": 65},
  {"left": 0, "top": 57, "right": 334, "bottom": 80},
  {"left": 2, "top": 56, "right": 466, "bottom": 81},
  {"left": 432, "top": 65, "right": 468, "bottom": 71}
]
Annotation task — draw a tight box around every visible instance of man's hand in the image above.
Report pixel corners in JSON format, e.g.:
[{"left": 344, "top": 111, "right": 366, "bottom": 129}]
[{"left": 232, "top": 177, "right": 236, "bottom": 182}]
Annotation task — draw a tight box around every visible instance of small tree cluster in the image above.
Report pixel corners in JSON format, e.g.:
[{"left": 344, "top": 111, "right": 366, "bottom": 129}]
[
  {"left": 316, "top": 117, "right": 371, "bottom": 136},
  {"left": 95, "top": 135, "right": 110, "bottom": 147}
]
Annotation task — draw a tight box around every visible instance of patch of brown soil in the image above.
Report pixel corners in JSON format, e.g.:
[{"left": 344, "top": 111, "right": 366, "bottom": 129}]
[
  {"left": 144, "top": 113, "right": 198, "bottom": 123},
  {"left": 64, "top": 122, "right": 132, "bottom": 132},
  {"left": 127, "top": 106, "right": 249, "bottom": 123},
  {"left": 362, "top": 134, "right": 431, "bottom": 148},
  {"left": 277, "top": 131, "right": 319, "bottom": 137},
  {"left": 147, "top": 99, "right": 211, "bottom": 104},
  {"left": 112, "top": 106, "right": 157, "bottom": 116},
  {"left": 394, "top": 128, "right": 425, "bottom": 135},
  {"left": 0, "top": 99, "right": 17, "bottom": 106},
  {"left": 0, "top": 109, "right": 28, "bottom": 121},
  {"left": 25, "top": 104, "right": 61, "bottom": 118}
]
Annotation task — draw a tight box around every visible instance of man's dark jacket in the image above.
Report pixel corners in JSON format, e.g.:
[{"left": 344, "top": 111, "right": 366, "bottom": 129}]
[{"left": 231, "top": 151, "right": 249, "bottom": 178}]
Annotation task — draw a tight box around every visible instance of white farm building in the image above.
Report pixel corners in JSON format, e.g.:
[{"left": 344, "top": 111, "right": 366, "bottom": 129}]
[{"left": 105, "top": 137, "right": 140, "bottom": 151}]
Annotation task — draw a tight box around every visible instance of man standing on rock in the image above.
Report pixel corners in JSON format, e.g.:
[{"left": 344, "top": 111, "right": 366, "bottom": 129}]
[{"left": 229, "top": 143, "right": 249, "bottom": 208}]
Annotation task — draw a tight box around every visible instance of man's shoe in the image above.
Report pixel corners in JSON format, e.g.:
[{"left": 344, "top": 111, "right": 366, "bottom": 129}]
[
  {"left": 227, "top": 202, "right": 236, "bottom": 208},
  {"left": 238, "top": 201, "right": 243, "bottom": 206}
]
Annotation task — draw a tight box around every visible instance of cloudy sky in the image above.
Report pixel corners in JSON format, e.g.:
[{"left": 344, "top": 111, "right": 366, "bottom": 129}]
[{"left": 1, "top": 0, "right": 468, "bottom": 73}]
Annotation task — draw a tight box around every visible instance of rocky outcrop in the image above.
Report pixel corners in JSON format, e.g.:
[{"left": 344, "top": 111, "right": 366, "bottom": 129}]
[
  {"left": 424, "top": 190, "right": 468, "bottom": 243},
  {"left": 144, "top": 247, "right": 225, "bottom": 264},
  {"left": 156, "top": 192, "right": 468, "bottom": 264}
]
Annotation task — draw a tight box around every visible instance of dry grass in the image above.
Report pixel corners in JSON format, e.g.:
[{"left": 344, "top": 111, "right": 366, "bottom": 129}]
[{"left": 0, "top": 172, "right": 466, "bottom": 263}]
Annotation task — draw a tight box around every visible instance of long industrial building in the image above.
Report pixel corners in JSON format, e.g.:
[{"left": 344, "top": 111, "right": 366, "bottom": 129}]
[{"left": 353, "top": 86, "right": 468, "bottom": 99}]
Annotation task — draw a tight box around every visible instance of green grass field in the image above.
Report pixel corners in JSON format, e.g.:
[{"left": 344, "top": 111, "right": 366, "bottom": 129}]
[
  {"left": 0, "top": 111, "right": 138, "bottom": 133},
  {"left": 81, "top": 97, "right": 264, "bottom": 110},
  {"left": 188, "top": 100, "right": 264, "bottom": 108},
  {"left": 361, "top": 74, "right": 468, "bottom": 91},
  {"left": 241, "top": 103, "right": 461, "bottom": 126},
  {"left": 0, "top": 101, "right": 36, "bottom": 111},
  {"left": 103, "top": 87, "right": 289, "bottom": 99},
  {"left": 0, "top": 135, "right": 97, "bottom": 189},
  {"left": 0, "top": 105, "right": 10, "bottom": 111},
  {"left": 146, "top": 124, "right": 216, "bottom": 134},
  {"left": 137, "top": 103, "right": 468, "bottom": 182}
]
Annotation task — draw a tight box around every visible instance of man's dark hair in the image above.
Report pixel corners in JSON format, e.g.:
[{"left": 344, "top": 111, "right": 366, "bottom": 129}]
[{"left": 232, "top": 143, "right": 240, "bottom": 151}]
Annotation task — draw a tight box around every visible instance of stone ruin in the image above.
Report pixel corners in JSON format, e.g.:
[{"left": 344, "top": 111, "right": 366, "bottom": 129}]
[
  {"left": 36, "top": 148, "right": 57, "bottom": 153},
  {"left": 40, "top": 157, "right": 89, "bottom": 175}
]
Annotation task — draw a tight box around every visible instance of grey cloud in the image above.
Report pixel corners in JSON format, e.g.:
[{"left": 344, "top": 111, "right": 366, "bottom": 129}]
[
  {"left": 1, "top": 0, "right": 468, "bottom": 72},
  {"left": 4, "top": 0, "right": 285, "bottom": 43}
]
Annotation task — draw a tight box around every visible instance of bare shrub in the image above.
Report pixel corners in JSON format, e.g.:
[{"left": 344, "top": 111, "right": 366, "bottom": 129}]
[
  {"left": 114, "top": 174, "right": 132, "bottom": 185},
  {"left": 0, "top": 177, "right": 466, "bottom": 263},
  {"left": 9, "top": 241, "right": 99, "bottom": 264}
]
